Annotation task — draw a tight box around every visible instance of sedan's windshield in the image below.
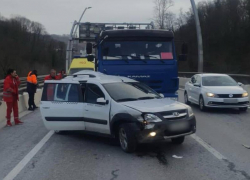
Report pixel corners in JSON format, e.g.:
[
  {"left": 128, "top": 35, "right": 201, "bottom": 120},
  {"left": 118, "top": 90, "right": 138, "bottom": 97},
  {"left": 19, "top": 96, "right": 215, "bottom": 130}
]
[
  {"left": 102, "top": 40, "right": 173, "bottom": 60},
  {"left": 202, "top": 76, "right": 238, "bottom": 86},
  {"left": 103, "top": 82, "right": 161, "bottom": 102}
]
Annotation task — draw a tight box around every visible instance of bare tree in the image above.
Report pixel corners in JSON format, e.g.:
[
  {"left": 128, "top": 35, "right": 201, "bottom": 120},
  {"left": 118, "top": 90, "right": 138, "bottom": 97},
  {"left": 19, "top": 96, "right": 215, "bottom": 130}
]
[
  {"left": 165, "top": 12, "right": 176, "bottom": 31},
  {"left": 154, "top": 0, "right": 174, "bottom": 29}
]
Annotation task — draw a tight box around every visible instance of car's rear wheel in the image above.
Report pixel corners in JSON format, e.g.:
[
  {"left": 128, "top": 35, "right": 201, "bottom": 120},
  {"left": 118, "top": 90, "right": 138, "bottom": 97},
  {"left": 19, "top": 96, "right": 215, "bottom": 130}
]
[
  {"left": 171, "top": 136, "right": 185, "bottom": 145},
  {"left": 119, "top": 124, "right": 137, "bottom": 153},
  {"left": 199, "top": 96, "right": 206, "bottom": 111},
  {"left": 239, "top": 107, "right": 248, "bottom": 112},
  {"left": 184, "top": 91, "right": 191, "bottom": 105}
]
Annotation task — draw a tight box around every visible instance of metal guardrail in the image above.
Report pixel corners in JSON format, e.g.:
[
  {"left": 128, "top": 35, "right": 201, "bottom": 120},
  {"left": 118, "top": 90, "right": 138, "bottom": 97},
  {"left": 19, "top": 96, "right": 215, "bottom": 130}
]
[
  {"left": 178, "top": 72, "right": 250, "bottom": 85},
  {"left": 0, "top": 75, "right": 46, "bottom": 100}
]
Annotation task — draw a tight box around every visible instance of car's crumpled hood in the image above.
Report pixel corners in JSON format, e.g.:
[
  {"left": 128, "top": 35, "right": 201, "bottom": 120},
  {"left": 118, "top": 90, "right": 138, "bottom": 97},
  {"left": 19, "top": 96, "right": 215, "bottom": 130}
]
[
  {"left": 120, "top": 98, "right": 188, "bottom": 113},
  {"left": 203, "top": 86, "right": 245, "bottom": 94}
]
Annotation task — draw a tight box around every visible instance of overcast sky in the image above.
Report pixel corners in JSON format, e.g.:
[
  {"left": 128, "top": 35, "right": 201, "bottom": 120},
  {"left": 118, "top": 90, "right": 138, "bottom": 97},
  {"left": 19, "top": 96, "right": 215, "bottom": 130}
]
[{"left": 0, "top": 0, "right": 209, "bottom": 35}]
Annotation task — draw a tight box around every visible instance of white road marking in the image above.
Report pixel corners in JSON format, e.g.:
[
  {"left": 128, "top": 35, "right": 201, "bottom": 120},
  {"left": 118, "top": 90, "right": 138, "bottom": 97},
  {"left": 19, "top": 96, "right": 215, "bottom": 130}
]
[
  {"left": 3, "top": 130, "right": 54, "bottom": 180},
  {"left": 191, "top": 134, "right": 227, "bottom": 160}
]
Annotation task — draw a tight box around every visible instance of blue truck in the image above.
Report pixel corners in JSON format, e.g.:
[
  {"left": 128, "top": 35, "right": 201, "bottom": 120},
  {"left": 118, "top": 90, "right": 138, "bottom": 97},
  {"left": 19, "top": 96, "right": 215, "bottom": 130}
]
[{"left": 79, "top": 22, "right": 187, "bottom": 99}]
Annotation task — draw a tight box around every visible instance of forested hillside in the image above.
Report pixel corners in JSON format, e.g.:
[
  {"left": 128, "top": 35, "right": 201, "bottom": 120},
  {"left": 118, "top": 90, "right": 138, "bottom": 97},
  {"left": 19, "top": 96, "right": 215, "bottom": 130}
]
[
  {"left": 175, "top": 0, "right": 250, "bottom": 74},
  {"left": 0, "top": 15, "right": 66, "bottom": 79}
]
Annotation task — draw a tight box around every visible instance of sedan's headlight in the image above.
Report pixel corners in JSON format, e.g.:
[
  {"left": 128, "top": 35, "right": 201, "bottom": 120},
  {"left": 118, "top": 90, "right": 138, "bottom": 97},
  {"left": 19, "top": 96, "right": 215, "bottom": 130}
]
[
  {"left": 187, "top": 107, "right": 194, "bottom": 117},
  {"left": 242, "top": 92, "right": 248, "bottom": 97},
  {"left": 206, "top": 92, "right": 218, "bottom": 98},
  {"left": 144, "top": 114, "right": 162, "bottom": 123}
]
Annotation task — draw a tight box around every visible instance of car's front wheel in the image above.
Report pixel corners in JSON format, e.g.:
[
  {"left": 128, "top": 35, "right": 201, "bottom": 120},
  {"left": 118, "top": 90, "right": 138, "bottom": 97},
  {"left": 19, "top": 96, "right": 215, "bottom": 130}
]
[
  {"left": 184, "top": 91, "right": 191, "bottom": 105},
  {"left": 239, "top": 107, "right": 248, "bottom": 112},
  {"left": 119, "top": 124, "right": 137, "bottom": 153},
  {"left": 171, "top": 136, "right": 185, "bottom": 145},
  {"left": 199, "top": 96, "right": 206, "bottom": 111}
]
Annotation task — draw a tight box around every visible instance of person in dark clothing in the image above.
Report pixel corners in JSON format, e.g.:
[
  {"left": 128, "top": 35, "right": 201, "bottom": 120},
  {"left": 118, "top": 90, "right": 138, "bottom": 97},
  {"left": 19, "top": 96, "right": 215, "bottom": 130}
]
[{"left": 27, "top": 70, "right": 38, "bottom": 111}]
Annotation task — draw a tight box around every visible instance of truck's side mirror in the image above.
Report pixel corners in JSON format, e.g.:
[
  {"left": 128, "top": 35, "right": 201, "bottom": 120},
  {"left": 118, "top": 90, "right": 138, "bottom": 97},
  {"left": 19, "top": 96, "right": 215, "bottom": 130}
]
[
  {"left": 181, "top": 43, "right": 188, "bottom": 55},
  {"left": 87, "top": 55, "right": 95, "bottom": 62},
  {"left": 86, "top": 42, "right": 93, "bottom": 54}
]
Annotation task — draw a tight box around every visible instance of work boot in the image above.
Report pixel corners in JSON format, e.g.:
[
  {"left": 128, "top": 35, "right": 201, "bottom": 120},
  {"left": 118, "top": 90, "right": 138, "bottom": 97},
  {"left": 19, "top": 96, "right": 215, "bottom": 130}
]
[
  {"left": 6, "top": 120, "right": 12, "bottom": 127},
  {"left": 33, "top": 105, "right": 38, "bottom": 109},
  {"left": 28, "top": 107, "right": 34, "bottom": 111},
  {"left": 14, "top": 118, "right": 23, "bottom": 125}
]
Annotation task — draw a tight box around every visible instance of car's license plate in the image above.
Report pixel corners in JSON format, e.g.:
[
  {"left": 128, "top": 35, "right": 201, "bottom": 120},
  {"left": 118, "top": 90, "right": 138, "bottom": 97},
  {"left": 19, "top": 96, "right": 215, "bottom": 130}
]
[
  {"left": 170, "top": 122, "right": 189, "bottom": 131},
  {"left": 224, "top": 99, "right": 238, "bottom": 103}
]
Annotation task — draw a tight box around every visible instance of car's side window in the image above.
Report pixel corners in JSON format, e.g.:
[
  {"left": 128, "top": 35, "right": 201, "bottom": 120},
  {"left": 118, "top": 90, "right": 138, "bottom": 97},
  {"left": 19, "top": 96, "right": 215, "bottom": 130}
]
[
  {"left": 196, "top": 76, "right": 201, "bottom": 85},
  {"left": 42, "top": 83, "right": 80, "bottom": 102},
  {"left": 190, "top": 76, "right": 197, "bottom": 84},
  {"left": 86, "top": 84, "right": 105, "bottom": 104}
]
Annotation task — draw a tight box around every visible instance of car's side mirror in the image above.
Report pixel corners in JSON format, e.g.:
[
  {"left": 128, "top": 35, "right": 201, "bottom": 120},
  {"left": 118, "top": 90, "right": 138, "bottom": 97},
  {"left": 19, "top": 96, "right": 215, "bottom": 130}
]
[
  {"left": 159, "top": 93, "right": 164, "bottom": 98},
  {"left": 238, "top": 82, "right": 243, "bottom": 86},
  {"left": 97, "top": 97, "right": 108, "bottom": 105},
  {"left": 194, "top": 83, "right": 201, "bottom": 87},
  {"left": 86, "top": 42, "right": 93, "bottom": 54},
  {"left": 178, "top": 54, "right": 187, "bottom": 61},
  {"left": 87, "top": 55, "right": 95, "bottom": 62}
]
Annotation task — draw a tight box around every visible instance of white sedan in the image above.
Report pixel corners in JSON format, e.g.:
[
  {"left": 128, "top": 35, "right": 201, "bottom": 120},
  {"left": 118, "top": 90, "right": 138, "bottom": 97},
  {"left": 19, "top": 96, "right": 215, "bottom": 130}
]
[{"left": 184, "top": 74, "right": 249, "bottom": 111}]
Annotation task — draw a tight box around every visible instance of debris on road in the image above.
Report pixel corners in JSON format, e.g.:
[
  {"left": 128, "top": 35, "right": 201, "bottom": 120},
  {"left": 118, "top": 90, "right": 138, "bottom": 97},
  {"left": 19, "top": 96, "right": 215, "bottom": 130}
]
[
  {"left": 172, "top": 155, "right": 183, "bottom": 159},
  {"left": 242, "top": 144, "right": 250, "bottom": 149}
]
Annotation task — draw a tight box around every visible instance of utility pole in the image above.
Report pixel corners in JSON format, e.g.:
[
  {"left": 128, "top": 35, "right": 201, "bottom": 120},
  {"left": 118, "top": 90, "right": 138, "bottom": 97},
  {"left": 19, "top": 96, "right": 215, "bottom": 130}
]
[
  {"left": 73, "top": 7, "right": 92, "bottom": 37},
  {"left": 190, "top": 0, "right": 204, "bottom": 72}
]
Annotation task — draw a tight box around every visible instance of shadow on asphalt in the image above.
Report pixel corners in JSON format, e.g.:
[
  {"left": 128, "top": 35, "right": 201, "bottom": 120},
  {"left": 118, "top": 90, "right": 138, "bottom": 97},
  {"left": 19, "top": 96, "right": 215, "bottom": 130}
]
[
  {"left": 189, "top": 103, "right": 249, "bottom": 115},
  {"left": 55, "top": 130, "right": 185, "bottom": 165}
]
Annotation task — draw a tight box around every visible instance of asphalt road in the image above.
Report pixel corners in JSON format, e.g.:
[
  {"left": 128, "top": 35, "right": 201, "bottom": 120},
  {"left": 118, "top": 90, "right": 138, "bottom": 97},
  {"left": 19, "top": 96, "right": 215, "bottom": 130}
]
[{"left": 0, "top": 91, "right": 249, "bottom": 180}]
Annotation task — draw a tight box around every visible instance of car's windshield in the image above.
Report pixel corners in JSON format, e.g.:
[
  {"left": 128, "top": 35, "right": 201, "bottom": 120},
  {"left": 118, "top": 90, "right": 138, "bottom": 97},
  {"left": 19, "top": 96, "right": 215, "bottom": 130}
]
[
  {"left": 202, "top": 76, "right": 238, "bottom": 86},
  {"left": 101, "top": 40, "right": 173, "bottom": 60},
  {"left": 69, "top": 68, "right": 94, "bottom": 75},
  {"left": 103, "top": 82, "right": 161, "bottom": 102}
]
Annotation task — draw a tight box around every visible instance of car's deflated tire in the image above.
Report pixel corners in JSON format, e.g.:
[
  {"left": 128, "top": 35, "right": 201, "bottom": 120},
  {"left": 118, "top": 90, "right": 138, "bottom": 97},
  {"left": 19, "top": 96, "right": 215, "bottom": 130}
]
[
  {"left": 171, "top": 136, "right": 185, "bottom": 145},
  {"left": 119, "top": 124, "right": 137, "bottom": 153}
]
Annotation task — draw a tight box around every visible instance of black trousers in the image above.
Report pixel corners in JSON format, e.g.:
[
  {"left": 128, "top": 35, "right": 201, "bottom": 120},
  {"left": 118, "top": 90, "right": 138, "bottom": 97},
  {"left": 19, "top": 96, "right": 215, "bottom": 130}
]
[{"left": 28, "top": 92, "right": 35, "bottom": 108}]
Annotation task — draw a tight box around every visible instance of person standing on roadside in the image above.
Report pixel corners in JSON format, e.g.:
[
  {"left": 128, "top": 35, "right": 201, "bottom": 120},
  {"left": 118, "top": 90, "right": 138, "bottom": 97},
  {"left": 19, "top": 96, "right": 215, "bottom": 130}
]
[
  {"left": 27, "top": 70, "right": 38, "bottom": 111},
  {"left": 3, "top": 69, "right": 23, "bottom": 126},
  {"left": 57, "top": 69, "right": 66, "bottom": 80},
  {"left": 44, "top": 69, "right": 59, "bottom": 81}
]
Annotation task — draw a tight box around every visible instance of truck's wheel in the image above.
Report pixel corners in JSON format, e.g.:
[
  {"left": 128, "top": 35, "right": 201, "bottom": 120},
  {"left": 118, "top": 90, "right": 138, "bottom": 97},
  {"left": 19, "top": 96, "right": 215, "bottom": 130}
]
[
  {"left": 118, "top": 124, "right": 137, "bottom": 153},
  {"left": 184, "top": 91, "right": 191, "bottom": 105},
  {"left": 171, "top": 136, "right": 185, "bottom": 145},
  {"left": 239, "top": 107, "right": 248, "bottom": 112}
]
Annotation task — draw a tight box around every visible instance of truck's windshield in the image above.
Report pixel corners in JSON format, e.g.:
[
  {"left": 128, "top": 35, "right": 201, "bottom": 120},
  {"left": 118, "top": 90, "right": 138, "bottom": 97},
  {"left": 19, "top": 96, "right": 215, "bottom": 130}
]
[{"left": 102, "top": 41, "right": 173, "bottom": 60}]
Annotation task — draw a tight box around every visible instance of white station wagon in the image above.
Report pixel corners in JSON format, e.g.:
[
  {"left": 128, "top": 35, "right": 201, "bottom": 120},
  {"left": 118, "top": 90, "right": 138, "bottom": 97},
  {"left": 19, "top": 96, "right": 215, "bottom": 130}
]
[{"left": 40, "top": 71, "right": 196, "bottom": 152}]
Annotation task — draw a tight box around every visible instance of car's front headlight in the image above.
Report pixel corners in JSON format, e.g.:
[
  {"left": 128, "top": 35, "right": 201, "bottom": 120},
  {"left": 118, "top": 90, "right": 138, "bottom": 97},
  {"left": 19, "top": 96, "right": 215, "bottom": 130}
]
[
  {"left": 242, "top": 92, "right": 249, "bottom": 97},
  {"left": 187, "top": 107, "right": 194, "bottom": 117},
  {"left": 206, "top": 92, "right": 218, "bottom": 98},
  {"left": 144, "top": 114, "right": 162, "bottom": 123}
]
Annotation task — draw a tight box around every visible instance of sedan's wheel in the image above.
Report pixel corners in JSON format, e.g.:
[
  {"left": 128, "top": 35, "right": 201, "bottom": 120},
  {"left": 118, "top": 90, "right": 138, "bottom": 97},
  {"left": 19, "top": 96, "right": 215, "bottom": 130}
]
[
  {"left": 184, "top": 91, "right": 191, "bottom": 105},
  {"left": 239, "top": 107, "right": 248, "bottom": 112},
  {"left": 199, "top": 96, "right": 206, "bottom": 111},
  {"left": 171, "top": 136, "right": 185, "bottom": 145},
  {"left": 119, "top": 124, "right": 137, "bottom": 153}
]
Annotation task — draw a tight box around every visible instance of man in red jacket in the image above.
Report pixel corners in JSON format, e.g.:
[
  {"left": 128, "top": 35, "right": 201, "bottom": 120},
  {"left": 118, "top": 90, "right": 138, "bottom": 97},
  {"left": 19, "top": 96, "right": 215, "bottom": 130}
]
[
  {"left": 3, "top": 69, "right": 23, "bottom": 126},
  {"left": 44, "top": 69, "right": 59, "bottom": 81}
]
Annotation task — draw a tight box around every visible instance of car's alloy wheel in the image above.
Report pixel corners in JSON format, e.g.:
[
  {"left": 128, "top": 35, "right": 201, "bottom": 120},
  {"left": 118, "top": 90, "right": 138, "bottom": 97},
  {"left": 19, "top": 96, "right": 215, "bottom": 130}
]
[
  {"left": 118, "top": 124, "right": 137, "bottom": 153},
  {"left": 199, "top": 96, "right": 206, "bottom": 111},
  {"left": 119, "top": 128, "right": 128, "bottom": 150}
]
